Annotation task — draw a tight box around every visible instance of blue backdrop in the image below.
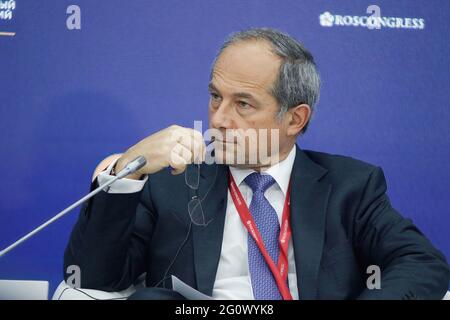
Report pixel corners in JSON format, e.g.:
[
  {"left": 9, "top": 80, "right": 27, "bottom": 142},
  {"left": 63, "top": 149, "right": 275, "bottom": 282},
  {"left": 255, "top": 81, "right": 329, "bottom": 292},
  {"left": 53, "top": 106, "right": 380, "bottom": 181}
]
[{"left": 1, "top": 0, "right": 449, "bottom": 295}]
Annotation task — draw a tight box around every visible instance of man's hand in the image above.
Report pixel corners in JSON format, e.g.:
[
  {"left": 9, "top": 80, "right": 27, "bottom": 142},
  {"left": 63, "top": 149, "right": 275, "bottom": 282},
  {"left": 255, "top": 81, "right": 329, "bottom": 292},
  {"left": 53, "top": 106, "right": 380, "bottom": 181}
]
[{"left": 115, "top": 125, "right": 206, "bottom": 180}]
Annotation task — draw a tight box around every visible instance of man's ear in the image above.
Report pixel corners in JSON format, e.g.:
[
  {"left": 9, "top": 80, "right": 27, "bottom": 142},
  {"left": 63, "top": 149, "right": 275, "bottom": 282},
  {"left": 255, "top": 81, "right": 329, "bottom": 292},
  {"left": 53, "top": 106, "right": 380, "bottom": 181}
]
[{"left": 286, "top": 104, "right": 311, "bottom": 136}]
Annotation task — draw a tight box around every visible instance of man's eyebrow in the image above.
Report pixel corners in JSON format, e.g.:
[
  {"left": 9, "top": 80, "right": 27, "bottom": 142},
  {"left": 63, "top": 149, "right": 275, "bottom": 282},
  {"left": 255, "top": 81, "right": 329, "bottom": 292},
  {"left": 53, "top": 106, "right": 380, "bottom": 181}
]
[
  {"left": 208, "top": 82, "right": 258, "bottom": 101},
  {"left": 234, "top": 92, "right": 255, "bottom": 100},
  {"left": 208, "top": 82, "right": 218, "bottom": 92}
]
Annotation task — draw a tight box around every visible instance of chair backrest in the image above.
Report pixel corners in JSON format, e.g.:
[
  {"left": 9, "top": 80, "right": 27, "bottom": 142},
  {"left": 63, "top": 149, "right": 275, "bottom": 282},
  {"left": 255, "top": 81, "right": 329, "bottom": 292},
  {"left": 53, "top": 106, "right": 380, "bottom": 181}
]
[{"left": 0, "top": 280, "right": 49, "bottom": 300}]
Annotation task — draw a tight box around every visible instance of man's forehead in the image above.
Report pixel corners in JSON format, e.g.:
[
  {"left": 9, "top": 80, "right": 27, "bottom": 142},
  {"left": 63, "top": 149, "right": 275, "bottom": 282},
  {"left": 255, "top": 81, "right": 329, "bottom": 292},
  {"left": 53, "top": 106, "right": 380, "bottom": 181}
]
[{"left": 212, "top": 41, "right": 281, "bottom": 93}]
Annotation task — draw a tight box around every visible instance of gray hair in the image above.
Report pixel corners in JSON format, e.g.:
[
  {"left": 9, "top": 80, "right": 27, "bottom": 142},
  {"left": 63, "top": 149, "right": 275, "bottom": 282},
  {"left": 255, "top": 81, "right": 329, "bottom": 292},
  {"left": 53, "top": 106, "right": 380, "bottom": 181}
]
[{"left": 212, "top": 28, "right": 321, "bottom": 133}]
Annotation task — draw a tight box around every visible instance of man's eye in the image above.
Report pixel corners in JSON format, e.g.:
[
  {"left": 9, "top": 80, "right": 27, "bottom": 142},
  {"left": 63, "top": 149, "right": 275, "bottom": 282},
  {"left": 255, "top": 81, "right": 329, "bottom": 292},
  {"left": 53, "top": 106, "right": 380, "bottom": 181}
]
[
  {"left": 210, "top": 92, "right": 221, "bottom": 101},
  {"left": 238, "top": 101, "right": 251, "bottom": 109}
]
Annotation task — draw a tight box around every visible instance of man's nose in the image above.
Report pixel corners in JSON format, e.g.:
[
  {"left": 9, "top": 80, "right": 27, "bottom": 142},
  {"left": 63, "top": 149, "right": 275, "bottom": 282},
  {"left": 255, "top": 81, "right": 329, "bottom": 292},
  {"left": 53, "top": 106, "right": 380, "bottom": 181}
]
[{"left": 210, "top": 103, "right": 233, "bottom": 129}]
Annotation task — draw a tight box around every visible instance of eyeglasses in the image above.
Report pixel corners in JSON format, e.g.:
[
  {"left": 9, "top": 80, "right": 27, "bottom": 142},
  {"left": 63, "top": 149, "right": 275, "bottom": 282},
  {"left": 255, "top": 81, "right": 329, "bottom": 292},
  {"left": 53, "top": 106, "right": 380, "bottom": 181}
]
[{"left": 184, "top": 163, "right": 217, "bottom": 227}]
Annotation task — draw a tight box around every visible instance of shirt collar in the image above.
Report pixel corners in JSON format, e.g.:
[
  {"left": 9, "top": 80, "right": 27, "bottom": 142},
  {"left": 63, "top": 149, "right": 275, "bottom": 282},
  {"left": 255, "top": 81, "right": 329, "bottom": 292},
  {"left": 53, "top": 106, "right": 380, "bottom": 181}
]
[{"left": 229, "top": 145, "right": 296, "bottom": 196}]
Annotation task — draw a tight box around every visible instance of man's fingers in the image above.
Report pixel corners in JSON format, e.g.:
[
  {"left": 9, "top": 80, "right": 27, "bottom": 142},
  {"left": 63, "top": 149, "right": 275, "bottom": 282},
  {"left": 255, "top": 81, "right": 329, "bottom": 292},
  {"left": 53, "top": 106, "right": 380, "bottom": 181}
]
[
  {"left": 171, "top": 142, "right": 193, "bottom": 163},
  {"left": 169, "top": 126, "right": 206, "bottom": 165},
  {"left": 169, "top": 152, "right": 188, "bottom": 175},
  {"left": 178, "top": 130, "right": 206, "bottom": 164}
]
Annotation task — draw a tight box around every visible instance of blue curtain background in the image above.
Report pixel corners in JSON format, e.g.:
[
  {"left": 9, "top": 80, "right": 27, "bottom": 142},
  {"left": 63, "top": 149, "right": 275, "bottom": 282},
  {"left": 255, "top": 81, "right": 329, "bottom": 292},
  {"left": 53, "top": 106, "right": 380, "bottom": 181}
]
[{"left": 1, "top": 0, "right": 449, "bottom": 295}]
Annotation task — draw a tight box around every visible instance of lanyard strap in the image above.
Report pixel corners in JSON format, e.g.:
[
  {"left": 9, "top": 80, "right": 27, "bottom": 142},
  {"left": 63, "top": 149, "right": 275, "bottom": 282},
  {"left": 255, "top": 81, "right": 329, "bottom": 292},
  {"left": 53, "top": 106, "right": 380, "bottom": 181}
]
[{"left": 228, "top": 172, "right": 293, "bottom": 300}]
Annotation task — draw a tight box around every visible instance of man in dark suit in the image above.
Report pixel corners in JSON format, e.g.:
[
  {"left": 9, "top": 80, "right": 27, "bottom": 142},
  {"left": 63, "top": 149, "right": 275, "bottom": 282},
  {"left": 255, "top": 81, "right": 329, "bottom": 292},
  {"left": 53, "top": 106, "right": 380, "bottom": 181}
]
[{"left": 64, "top": 28, "right": 449, "bottom": 299}]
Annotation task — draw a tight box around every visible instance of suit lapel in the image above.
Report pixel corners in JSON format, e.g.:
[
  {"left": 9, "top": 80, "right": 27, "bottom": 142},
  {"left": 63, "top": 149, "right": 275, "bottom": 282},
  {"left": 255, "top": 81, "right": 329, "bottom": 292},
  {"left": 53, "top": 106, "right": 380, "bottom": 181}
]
[
  {"left": 192, "top": 163, "right": 228, "bottom": 296},
  {"left": 290, "top": 145, "right": 330, "bottom": 299}
]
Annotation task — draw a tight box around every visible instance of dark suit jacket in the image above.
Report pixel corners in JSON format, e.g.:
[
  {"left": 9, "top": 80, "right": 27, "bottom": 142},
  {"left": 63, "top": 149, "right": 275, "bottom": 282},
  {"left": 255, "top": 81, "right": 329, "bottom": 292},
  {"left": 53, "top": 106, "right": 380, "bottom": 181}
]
[{"left": 64, "top": 146, "right": 450, "bottom": 299}]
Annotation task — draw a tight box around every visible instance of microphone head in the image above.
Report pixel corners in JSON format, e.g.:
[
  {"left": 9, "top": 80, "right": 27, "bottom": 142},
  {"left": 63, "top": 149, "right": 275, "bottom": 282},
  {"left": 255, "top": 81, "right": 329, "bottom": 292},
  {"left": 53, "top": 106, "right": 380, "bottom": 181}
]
[
  {"left": 116, "top": 156, "right": 147, "bottom": 179},
  {"left": 133, "top": 156, "right": 147, "bottom": 170}
]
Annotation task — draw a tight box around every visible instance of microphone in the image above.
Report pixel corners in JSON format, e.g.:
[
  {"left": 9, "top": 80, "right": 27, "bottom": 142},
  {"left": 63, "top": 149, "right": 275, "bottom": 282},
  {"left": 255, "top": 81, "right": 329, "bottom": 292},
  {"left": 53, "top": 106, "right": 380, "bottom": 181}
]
[
  {"left": 115, "top": 155, "right": 146, "bottom": 179},
  {"left": 0, "top": 156, "right": 147, "bottom": 258}
]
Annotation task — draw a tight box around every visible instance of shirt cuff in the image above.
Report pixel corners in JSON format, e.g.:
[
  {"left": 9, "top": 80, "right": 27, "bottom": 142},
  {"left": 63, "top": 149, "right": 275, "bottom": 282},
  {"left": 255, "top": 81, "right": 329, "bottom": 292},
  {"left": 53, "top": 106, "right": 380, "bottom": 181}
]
[{"left": 97, "top": 158, "right": 148, "bottom": 194}]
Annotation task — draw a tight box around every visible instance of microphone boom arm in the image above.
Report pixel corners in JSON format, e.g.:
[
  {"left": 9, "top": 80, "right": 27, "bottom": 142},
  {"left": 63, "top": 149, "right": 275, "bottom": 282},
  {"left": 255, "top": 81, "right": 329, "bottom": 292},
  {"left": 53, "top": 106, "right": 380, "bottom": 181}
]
[{"left": 0, "top": 156, "right": 146, "bottom": 258}]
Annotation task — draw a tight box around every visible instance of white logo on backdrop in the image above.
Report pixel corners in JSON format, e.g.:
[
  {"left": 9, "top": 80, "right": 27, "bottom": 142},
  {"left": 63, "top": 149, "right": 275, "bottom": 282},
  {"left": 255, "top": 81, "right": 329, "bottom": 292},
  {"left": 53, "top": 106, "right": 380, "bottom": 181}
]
[
  {"left": 0, "top": 0, "right": 16, "bottom": 36},
  {"left": 0, "top": 0, "right": 15, "bottom": 21},
  {"left": 319, "top": 5, "right": 425, "bottom": 30}
]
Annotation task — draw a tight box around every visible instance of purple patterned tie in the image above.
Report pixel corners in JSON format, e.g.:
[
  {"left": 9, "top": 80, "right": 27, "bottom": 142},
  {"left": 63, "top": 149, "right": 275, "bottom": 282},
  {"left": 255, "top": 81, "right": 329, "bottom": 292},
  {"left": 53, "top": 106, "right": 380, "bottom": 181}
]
[{"left": 245, "top": 172, "right": 282, "bottom": 300}]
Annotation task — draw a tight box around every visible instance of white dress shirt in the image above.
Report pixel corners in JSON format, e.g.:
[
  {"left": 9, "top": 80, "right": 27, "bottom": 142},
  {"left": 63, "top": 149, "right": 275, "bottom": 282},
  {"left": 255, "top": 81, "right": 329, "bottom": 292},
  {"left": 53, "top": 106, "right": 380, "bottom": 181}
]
[
  {"left": 97, "top": 146, "right": 298, "bottom": 300},
  {"left": 212, "top": 146, "right": 298, "bottom": 299}
]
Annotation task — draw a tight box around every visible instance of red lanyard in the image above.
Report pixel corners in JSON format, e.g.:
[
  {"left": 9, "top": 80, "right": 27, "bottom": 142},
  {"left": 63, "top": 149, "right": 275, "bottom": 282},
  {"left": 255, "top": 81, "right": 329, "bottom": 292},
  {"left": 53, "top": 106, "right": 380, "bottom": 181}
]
[{"left": 228, "top": 172, "right": 293, "bottom": 300}]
